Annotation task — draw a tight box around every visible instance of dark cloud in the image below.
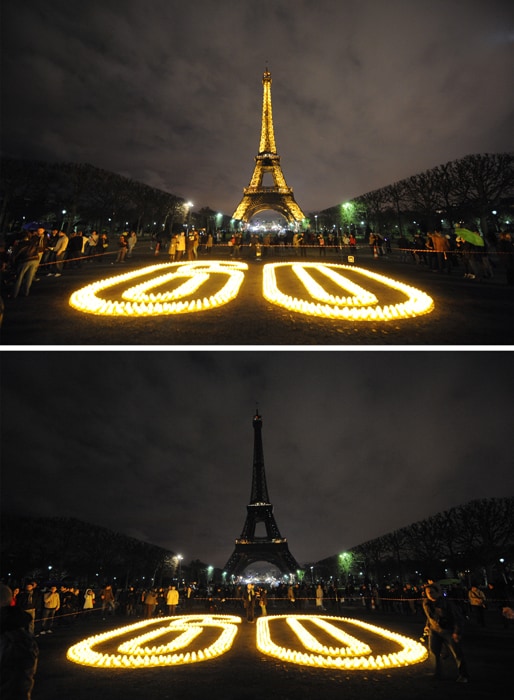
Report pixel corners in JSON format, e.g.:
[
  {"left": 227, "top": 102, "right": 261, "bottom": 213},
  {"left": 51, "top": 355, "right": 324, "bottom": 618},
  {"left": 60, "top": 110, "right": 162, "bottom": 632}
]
[
  {"left": 2, "top": 0, "right": 512, "bottom": 216},
  {"left": 2, "top": 351, "right": 513, "bottom": 568}
]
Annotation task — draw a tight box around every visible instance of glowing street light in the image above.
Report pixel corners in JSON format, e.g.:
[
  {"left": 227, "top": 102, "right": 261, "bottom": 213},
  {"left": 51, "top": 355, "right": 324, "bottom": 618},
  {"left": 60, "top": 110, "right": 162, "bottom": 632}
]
[{"left": 185, "top": 201, "right": 194, "bottom": 233}]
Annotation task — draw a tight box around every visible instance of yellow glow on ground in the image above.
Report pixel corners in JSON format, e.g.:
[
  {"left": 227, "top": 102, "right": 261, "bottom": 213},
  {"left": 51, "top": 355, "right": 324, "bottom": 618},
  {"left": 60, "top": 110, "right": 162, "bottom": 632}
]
[
  {"left": 69, "top": 261, "right": 248, "bottom": 316},
  {"left": 256, "top": 615, "right": 428, "bottom": 669},
  {"left": 66, "top": 615, "right": 241, "bottom": 667},
  {"left": 68, "top": 260, "right": 434, "bottom": 321},
  {"left": 263, "top": 262, "right": 434, "bottom": 320},
  {"left": 67, "top": 614, "right": 427, "bottom": 671}
]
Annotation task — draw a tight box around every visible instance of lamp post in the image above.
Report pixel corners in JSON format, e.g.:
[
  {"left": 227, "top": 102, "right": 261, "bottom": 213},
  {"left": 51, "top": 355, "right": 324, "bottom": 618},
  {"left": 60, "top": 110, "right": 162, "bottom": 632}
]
[
  {"left": 185, "top": 201, "right": 193, "bottom": 233},
  {"left": 499, "top": 558, "right": 507, "bottom": 584},
  {"left": 177, "top": 554, "right": 183, "bottom": 583},
  {"left": 61, "top": 210, "right": 66, "bottom": 232}
]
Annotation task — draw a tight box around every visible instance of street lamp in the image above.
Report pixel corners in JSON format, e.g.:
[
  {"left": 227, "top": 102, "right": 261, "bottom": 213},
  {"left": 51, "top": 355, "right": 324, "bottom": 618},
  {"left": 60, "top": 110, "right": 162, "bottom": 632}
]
[
  {"left": 315, "top": 215, "right": 318, "bottom": 233},
  {"left": 61, "top": 210, "right": 66, "bottom": 231},
  {"left": 177, "top": 554, "right": 183, "bottom": 583},
  {"left": 185, "top": 201, "right": 193, "bottom": 233}
]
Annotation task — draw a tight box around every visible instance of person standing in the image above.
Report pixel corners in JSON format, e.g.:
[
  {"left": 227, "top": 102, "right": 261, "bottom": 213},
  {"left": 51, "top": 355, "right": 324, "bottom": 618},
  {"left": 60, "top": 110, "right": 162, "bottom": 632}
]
[
  {"left": 48, "top": 230, "right": 68, "bottom": 277},
  {"left": 85, "top": 231, "right": 99, "bottom": 260},
  {"left": 316, "top": 583, "right": 325, "bottom": 610},
  {"left": 468, "top": 585, "right": 486, "bottom": 627},
  {"left": 143, "top": 590, "right": 157, "bottom": 619},
  {"left": 83, "top": 589, "right": 95, "bottom": 611},
  {"left": 318, "top": 233, "right": 326, "bottom": 256},
  {"left": 168, "top": 234, "right": 178, "bottom": 261},
  {"left": 100, "top": 585, "right": 115, "bottom": 618},
  {"left": 127, "top": 231, "right": 137, "bottom": 258},
  {"left": 243, "top": 584, "right": 256, "bottom": 623},
  {"left": 176, "top": 232, "right": 186, "bottom": 262},
  {"left": 497, "top": 231, "right": 514, "bottom": 284},
  {"left": 16, "top": 583, "right": 41, "bottom": 636},
  {"left": 287, "top": 584, "right": 296, "bottom": 608},
  {"left": 0, "top": 584, "right": 39, "bottom": 700},
  {"left": 12, "top": 230, "right": 44, "bottom": 298},
  {"left": 431, "top": 230, "right": 452, "bottom": 273},
  {"left": 423, "top": 585, "right": 469, "bottom": 683},
  {"left": 166, "top": 586, "right": 179, "bottom": 615},
  {"left": 114, "top": 234, "right": 128, "bottom": 263},
  {"left": 192, "top": 230, "right": 200, "bottom": 259},
  {"left": 186, "top": 230, "right": 196, "bottom": 260},
  {"left": 257, "top": 587, "right": 268, "bottom": 616},
  {"left": 40, "top": 586, "right": 60, "bottom": 635}
]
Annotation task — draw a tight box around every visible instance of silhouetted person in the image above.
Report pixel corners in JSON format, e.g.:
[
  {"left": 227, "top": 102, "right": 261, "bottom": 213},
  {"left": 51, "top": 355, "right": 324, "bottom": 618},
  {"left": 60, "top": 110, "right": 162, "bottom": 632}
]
[
  {"left": 0, "top": 583, "right": 39, "bottom": 700},
  {"left": 423, "top": 585, "right": 469, "bottom": 683}
]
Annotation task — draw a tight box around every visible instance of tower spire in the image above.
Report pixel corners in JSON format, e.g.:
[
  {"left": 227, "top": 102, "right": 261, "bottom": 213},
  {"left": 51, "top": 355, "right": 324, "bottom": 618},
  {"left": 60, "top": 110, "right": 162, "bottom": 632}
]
[
  {"left": 259, "top": 68, "right": 276, "bottom": 155},
  {"left": 250, "top": 410, "right": 270, "bottom": 504}
]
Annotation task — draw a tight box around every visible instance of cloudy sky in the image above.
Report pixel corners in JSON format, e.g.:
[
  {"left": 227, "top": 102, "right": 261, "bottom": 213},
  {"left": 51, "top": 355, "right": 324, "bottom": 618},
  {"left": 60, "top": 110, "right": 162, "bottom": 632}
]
[
  {"left": 2, "top": 351, "right": 512, "bottom": 569},
  {"left": 2, "top": 0, "right": 512, "bottom": 217}
]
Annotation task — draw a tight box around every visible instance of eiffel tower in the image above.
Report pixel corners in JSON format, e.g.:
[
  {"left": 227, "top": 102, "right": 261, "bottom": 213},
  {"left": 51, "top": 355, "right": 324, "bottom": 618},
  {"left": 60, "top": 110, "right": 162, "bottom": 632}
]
[
  {"left": 232, "top": 68, "right": 305, "bottom": 225},
  {"left": 224, "top": 411, "right": 300, "bottom": 579}
]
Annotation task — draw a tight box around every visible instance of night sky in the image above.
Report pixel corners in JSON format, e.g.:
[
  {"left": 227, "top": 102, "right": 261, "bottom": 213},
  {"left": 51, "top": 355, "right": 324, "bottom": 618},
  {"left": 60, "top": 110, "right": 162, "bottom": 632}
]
[
  {"left": 2, "top": 351, "right": 513, "bottom": 570},
  {"left": 2, "top": 0, "right": 512, "bottom": 217}
]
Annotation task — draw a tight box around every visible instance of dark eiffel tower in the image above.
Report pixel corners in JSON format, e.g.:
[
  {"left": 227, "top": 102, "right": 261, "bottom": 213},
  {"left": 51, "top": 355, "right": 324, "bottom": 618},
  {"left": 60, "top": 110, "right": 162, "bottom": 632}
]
[{"left": 224, "top": 411, "right": 300, "bottom": 578}]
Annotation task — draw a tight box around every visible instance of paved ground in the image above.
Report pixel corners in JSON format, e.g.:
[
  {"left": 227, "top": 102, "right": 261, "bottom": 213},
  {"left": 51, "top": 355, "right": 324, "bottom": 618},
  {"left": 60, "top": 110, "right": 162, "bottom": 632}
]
[
  {"left": 1, "top": 246, "right": 513, "bottom": 346},
  {"left": 31, "top": 606, "right": 512, "bottom": 700}
]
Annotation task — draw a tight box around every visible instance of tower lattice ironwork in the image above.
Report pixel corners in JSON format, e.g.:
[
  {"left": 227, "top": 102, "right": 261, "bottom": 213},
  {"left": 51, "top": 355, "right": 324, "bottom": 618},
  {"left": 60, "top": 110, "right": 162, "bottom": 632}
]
[
  {"left": 232, "top": 69, "right": 305, "bottom": 225},
  {"left": 224, "top": 411, "right": 300, "bottom": 578}
]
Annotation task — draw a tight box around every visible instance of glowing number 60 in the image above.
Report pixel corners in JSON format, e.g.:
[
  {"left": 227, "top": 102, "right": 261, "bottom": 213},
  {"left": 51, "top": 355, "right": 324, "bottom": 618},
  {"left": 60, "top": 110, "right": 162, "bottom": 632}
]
[
  {"left": 66, "top": 614, "right": 427, "bottom": 670},
  {"left": 69, "top": 261, "right": 433, "bottom": 320}
]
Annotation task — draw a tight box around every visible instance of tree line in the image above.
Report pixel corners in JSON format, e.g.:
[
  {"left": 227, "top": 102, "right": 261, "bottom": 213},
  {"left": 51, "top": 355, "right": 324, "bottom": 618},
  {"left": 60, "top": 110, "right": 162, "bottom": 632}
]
[
  {"left": 0, "top": 514, "right": 177, "bottom": 588},
  {"left": 0, "top": 159, "right": 189, "bottom": 237},
  {"left": 2, "top": 152, "right": 512, "bottom": 243},
  {"left": 315, "top": 498, "right": 513, "bottom": 587},
  {"left": 317, "top": 153, "right": 514, "bottom": 240},
  {"left": 3, "top": 498, "right": 512, "bottom": 590}
]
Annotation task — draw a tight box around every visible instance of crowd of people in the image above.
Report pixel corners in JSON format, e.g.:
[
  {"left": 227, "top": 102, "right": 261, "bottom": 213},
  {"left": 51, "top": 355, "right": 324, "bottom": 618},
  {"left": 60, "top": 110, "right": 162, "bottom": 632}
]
[
  {"left": 3, "top": 576, "right": 513, "bottom": 627},
  {"left": 1, "top": 227, "right": 139, "bottom": 299},
  {"left": 395, "top": 228, "right": 514, "bottom": 283},
  {"left": 1, "top": 574, "right": 513, "bottom": 696},
  {"left": 2, "top": 223, "right": 513, "bottom": 305}
]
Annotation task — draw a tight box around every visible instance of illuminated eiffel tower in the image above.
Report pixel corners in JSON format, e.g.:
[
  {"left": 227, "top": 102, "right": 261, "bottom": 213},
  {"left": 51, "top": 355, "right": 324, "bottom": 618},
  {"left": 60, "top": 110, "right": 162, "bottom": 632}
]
[
  {"left": 232, "top": 68, "right": 305, "bottom": 225},
  {"left": 224, "top": 411, "right": 300, "bottom": 579}
]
